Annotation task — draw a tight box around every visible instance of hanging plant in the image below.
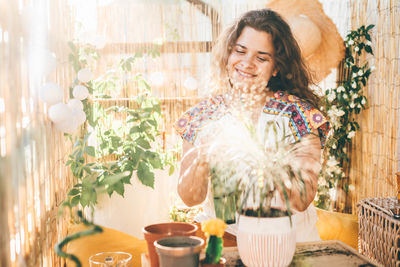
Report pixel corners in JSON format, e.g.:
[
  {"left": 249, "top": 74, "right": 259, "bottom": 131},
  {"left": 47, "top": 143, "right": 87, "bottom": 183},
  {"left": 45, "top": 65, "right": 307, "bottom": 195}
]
[{"left": 316, "top": 24, "right": 375, "bottom": 210}]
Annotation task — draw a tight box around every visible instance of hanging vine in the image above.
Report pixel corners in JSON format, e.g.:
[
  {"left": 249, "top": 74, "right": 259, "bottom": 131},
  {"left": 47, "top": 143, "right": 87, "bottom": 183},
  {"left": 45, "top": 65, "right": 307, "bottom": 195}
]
[{"left": 316, "top": 24, "right": 375, "bottom": 210}]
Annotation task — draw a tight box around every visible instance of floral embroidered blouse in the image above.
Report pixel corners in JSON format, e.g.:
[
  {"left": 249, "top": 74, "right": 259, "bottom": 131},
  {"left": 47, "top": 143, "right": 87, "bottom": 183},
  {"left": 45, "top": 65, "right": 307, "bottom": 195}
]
[{"left": 175, "top": 91, "right": 330, "bottom": 147}]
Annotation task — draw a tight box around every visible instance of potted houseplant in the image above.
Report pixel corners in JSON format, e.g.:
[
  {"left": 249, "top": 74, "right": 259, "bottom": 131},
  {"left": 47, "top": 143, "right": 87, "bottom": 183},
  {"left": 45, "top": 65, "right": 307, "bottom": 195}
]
[
  {"left": 314, "top": 25, "right": 374, "bottom": 250},
  {"left": 55, "top": 41, "right": 176, "bottom": 265},
  {"left": 200, "top": 218, "right": 227, "bottom": 267},
  {"left": 205, "top": 113, "right": 301, "bottom": 267}
]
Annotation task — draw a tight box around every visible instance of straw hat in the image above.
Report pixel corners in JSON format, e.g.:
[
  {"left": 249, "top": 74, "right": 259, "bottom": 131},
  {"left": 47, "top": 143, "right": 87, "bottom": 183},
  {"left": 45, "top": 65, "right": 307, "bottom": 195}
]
[{"left": 266, "top": 0, "right": 345, "bottom": 83}]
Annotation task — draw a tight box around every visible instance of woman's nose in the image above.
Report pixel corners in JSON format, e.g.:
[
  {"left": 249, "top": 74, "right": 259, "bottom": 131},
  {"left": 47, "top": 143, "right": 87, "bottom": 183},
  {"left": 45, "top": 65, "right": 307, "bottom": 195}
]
[{"left": 239, "top": 56, "right": 256, "bottom": 69}]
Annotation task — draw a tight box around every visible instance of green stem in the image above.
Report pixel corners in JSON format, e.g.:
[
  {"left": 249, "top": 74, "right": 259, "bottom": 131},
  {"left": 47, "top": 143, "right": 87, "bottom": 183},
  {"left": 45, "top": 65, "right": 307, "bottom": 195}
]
[{"left": 55, "top": 211, "right": 103, "bottom": 267}]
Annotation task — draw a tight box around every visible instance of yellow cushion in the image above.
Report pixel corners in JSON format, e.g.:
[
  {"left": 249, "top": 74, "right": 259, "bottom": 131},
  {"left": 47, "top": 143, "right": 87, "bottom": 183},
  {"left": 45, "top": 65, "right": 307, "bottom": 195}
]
[
  {"left": 65, "top": 224, "right": 148, "bottom": 267},
  {"left": 316, "top": 208, "right": 358, "bottom": 249}
]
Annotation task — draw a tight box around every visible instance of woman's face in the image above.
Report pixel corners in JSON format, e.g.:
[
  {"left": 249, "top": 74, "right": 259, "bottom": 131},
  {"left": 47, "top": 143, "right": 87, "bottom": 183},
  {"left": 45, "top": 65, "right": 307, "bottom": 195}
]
[{"left": 227, "top": 26, "right": 278, "bottom": 89}]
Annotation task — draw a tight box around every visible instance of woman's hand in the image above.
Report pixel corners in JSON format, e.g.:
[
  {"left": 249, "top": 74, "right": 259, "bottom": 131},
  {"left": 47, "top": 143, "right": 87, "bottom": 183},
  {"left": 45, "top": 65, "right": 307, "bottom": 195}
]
[
  {"left": 278, "top": 133, "right": 322, "bottom": 212},
  {"left": 177, "top": 140, "right": 210, "bottom": 207}
]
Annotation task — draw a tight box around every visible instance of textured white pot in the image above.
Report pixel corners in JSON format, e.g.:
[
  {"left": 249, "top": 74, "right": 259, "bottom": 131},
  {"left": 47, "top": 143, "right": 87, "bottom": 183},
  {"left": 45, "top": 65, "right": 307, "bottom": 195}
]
[{"left": 237, "top": 214, "right": 296, "bottom": 267}]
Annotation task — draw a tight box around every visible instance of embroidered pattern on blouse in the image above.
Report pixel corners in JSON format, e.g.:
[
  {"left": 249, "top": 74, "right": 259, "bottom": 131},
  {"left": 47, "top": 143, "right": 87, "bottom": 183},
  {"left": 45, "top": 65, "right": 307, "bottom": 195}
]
[
  {"left": 174, "top": 95, "right": 227, "bottom": 144},
  {"left": 263, "top": 91, "right": 330, "bottom": 146},
  {"left": 175, "top": 91, "right": 330, "bottom": 146}
]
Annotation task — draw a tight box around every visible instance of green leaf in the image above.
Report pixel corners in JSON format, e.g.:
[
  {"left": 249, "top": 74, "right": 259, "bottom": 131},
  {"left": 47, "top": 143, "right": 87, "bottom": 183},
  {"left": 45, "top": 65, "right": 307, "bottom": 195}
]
[
  {"left": 137, "top": 161, "right": 154, "bottom": 188},
  {"left": 136, "top": 137, "right": 151, "bottom": 149},
  {"left": 169, "top": 164, "right": 175, "bottom": 176},
  {"left": 366, "top": 24, "right": 375, "bottom": 31},
  {"left": 111, "top": 136, "right": 121, "bottom": 149},
  {"left": 365, "top": 45, "right": 372, "bottom": 54},
  {"left": 148, "top": 155, "right": 162, "bottom": 169},
  {"left": 102, "top": 172, "right": 130, "bottom": 186},
  {"left": 129, "top": 126, "right": 141, "bottom": 134},
  {"left": 71, "top": 195, "right": 80, "bottom": 207},
  {"left": 68, "top": 188, "right": 80, "bottom": 196},
  {"left": 113, "top": 181, "right": 125, "bottom": 196},
  {"left": 85, "top": 146, "right": 96, "bottom": 157}
]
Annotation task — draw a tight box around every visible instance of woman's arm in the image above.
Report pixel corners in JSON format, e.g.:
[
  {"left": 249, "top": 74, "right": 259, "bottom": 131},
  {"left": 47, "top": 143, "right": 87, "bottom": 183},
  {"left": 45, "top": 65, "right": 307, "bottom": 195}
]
[
  {"left": 280, "top": 133, "right": 322, "bottom": 212},
  {"left": 177, "top": 140, "right": 210, "bottom": 207}
]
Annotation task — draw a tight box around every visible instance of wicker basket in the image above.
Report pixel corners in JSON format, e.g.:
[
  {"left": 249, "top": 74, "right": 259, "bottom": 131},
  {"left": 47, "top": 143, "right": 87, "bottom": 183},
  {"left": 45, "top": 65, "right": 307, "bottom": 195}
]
[{"left": 358, "top": 197, "right": 400, "bottom": 267}]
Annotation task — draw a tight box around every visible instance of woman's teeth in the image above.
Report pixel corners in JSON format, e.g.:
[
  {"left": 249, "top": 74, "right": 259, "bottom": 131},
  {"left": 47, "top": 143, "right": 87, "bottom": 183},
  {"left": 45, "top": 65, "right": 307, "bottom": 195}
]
[{"left": 237, "top": 69, "right": 255, "bottom": 78}]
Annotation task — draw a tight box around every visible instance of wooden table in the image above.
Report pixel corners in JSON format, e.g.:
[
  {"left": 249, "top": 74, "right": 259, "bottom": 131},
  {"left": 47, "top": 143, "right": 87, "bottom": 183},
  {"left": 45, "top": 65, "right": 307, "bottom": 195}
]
[
  {"left": 142, "top": 240, "right": 382, "bottom": 266},
  {"left": 222, "top": 240, "right": 382, "bottom": 267}
]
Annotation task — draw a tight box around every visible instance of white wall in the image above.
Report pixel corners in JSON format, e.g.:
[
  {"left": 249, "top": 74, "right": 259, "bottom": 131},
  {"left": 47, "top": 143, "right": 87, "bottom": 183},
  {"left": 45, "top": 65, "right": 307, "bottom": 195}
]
[{"left": 93, "top": 168, "right": 179, "bottom": 238}]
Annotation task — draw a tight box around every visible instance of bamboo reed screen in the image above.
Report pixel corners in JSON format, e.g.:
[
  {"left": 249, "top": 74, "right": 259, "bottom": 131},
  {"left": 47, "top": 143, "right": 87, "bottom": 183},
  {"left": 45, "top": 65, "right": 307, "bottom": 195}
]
[
  {"left": 0, "top": 0, "right": 75, "bottom": 266},
  {"left": 1, "top": 0, "right": 399, "bottom": 266},
  {"left": 347, "top": 0, "right": 400, "bottom": 214},
  {"left": 321, "top": 0, "right": 400, "bottom": 213}
]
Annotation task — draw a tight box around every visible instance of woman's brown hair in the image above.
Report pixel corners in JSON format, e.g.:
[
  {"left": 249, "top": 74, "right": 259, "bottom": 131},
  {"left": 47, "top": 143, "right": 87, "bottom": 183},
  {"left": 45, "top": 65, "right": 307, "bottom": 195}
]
[{"left": 210, "top": 8, "right": 321, "bottom": 108}]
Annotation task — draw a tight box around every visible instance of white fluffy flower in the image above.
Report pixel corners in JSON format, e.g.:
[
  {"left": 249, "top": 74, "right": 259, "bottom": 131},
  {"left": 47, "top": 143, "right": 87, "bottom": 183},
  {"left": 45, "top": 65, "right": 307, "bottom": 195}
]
[
  {"left": 343, "top": 94, "right": 348, "bottom": 99},
  {"left": 352, "top": 73, "right": 357, "bottom": 78},
  {"left": 358, "top": 70, "right": 363, "bottom": 76},
  {"left": 350, "top": 102, "right": 355, "bottom": 108},
  {"left": 352, "top": 82, "right": 357, "bottom": 88},
  {"left": 337, "top": 86, "right": 345, "bottom": 92},
  {"left": 352, "top": 93, "right": 358, "bottom": 99},
  {"left": 337, "top": 109, "right": 345, "bottom": 117},
  {"left": 361, "top": 98, "right": 366, "bottom": 105},
  {"left": 347, "top": 131, "right": 356, "bottom": 139},
  {"left": 348, "top": 40, "right": 354, "bottom": 45},
  {"left": 327, "top": 91, "right": 336, "bottom": 102},
  {"left": 332, "top": 143, "right": 337, "bottom": 149},
  {"left": 327, "top": 157, "right": 338, "bottom": 167},
  {"left": 366, "top": 41, "right": 372, "bottom": 46},
  {"left": 354, "top": 46, "right": 360, "bottom": 52}
]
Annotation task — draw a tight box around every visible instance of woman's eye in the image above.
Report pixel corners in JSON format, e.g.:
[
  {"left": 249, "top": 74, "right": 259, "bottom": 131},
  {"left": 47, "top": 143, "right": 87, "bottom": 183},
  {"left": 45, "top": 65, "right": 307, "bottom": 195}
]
[
  {"left": 236, "top": 49, "right": 245, "bottom": 54},
  {"left": 257, "top": 57, "right": 267, "bottom": 62}
]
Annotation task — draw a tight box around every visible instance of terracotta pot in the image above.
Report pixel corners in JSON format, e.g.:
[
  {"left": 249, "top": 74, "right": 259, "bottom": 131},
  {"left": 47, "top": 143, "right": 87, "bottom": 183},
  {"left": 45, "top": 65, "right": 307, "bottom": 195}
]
[
  {"left": 200, "top": 257, "right": 226, "bottom": 267},
  {"left": 143, "top": 222, "right": 197, "bottom": 267}
]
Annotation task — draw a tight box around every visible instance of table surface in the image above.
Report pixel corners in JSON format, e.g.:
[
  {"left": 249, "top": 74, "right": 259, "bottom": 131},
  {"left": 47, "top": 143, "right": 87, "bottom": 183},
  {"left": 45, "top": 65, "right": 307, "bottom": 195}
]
[
  {"left": 142, "top": 240, "right": 382, "bottom": 267},
  {"left": 222, "top": 240, "right": 382, "bottom": 267}
]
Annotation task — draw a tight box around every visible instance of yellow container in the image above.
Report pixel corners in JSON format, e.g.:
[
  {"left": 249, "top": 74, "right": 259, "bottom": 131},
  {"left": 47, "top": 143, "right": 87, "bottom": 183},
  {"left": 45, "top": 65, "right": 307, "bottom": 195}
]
[{"left": 315, "top": 208, "right": 358, "bottom": 249}]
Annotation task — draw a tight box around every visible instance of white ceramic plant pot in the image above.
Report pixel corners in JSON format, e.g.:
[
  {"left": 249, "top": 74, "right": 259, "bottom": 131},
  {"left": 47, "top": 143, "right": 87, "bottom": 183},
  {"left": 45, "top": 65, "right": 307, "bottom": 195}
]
[{"left": 237, "top": 214, "right": 297, "bottom": 267}]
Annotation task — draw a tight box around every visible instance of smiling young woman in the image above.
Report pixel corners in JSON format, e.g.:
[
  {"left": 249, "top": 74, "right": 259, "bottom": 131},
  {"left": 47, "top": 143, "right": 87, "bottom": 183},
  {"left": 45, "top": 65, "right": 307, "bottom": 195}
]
[
  {"left": 227, "top": 27, "right": 278, "bottom": 87},
  {"left": 174, "top": 9, "right": 330, "bottom": 243}
]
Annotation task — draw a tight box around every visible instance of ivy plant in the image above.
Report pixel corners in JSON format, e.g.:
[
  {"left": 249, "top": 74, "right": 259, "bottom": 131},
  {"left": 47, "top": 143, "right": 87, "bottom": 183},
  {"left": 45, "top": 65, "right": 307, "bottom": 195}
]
[{"left": 316, "top": 24, "right": 375, "bottom": 210}]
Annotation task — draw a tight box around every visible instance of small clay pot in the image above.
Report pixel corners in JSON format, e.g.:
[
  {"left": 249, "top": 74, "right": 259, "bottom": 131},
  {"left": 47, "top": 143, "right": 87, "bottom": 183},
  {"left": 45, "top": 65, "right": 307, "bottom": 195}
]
[
  {"left": 200, "top": 257, "right": 226, "bottom": 267},
  {"left": 143, "top": 222, "right": 197, "bottom": 267}
]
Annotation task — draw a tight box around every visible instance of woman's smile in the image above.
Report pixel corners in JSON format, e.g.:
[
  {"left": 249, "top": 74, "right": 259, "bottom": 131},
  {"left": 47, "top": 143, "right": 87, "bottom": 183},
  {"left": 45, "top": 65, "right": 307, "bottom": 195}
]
[{"left": 235, "top": 68, "right": 257, "bottom": 79}]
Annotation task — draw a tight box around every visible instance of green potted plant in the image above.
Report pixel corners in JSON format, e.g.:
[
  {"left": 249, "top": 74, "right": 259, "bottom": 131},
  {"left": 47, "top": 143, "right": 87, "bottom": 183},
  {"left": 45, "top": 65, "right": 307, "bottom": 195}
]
[
  {"left": 200, "top": 218, "right": 227, "bottom": 267},
  {"left": 314, "top": 25, "right": 374, "bottom": 249},
  {"left": 203, "top": 109, "right": 301, "bottom": 267},
  {"left": 55, "top": 41, "right": 176, "bottom": 266}
]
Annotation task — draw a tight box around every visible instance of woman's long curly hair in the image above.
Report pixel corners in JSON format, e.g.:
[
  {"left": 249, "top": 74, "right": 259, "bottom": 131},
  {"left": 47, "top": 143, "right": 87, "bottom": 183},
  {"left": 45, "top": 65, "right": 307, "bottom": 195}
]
[{"left": 210, "top": 8, "right": 321, "bottom": 108}]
